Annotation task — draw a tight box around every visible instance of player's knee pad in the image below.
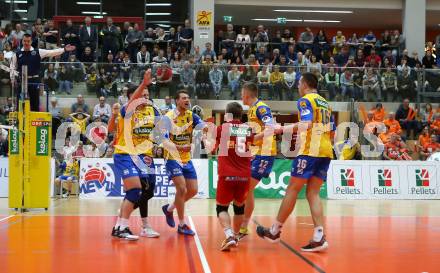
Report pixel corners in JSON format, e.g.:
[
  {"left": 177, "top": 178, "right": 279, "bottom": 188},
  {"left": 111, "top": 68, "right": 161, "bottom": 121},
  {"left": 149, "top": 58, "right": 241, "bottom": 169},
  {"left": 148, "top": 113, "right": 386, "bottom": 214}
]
[
  {"left": 125, "top": 188, "right": 142, "bottom": 204},
  {"left": 233, "top": 204, "right": 245, "bottom": 215},
  {"left": 216, "top": 205, "right": 229, "bottom": 217}
]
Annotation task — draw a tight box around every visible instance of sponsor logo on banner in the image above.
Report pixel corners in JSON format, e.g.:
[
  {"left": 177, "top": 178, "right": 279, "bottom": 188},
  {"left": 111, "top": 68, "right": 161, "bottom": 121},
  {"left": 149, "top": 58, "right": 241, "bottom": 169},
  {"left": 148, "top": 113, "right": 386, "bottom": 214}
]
[
  {"left": 334, "top": 168, "right": 362, "bottom": 194},
  {"left": 36, "top": 126, "right": 49, "bottom": 156},
  {"left": 409, "top": 168, "right": 437, "bottom": 195},
  {"left": 371, "top": 167, "right": 399, "bottom": 195},
  {"left": 197, "top": 11, "right": 212, "bottom": 26},
  {"left": 9, "top": 129, "right": 19, "bottom": 155},
  {"left": 80, "top": 162, "right": 115, "bottom": 198}
]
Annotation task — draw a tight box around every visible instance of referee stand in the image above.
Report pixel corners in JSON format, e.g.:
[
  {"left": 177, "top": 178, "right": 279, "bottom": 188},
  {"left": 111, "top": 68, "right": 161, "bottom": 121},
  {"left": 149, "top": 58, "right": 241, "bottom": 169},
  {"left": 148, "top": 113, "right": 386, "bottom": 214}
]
[{"left": 7, "top": 65, "right": 53, "bottom": 212}]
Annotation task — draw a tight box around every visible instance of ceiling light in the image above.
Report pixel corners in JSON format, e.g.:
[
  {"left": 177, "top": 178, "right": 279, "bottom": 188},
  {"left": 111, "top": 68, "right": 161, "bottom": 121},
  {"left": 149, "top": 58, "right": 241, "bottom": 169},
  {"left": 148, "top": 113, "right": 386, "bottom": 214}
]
[
  {"left": 157, "top": 24, "right": 171, "bottom": 28},
  {"left": 252, "top": 19, "right": 277, "bottom": 21},
  {"left": 93, "top": 15, "right": 104, "bottom": 19},
  {"left": 252, "top": 18, "right": 302, "bottom": 22},
  {"left": 81, "top": 11, "right": 107, "bottom": 15},
  {"left": 77, "top": 2, "right": 101, "bottom": 5},
  {"left": 5, "top": 0, "right": 27, "bottom": 3},
  {"left": 286, "top": 19, "right": 303, "bottom": 22},
  {"left": 303, "top": 20, "right": 341, "bottom": 23},
  {"left": 14, "top": 9, "right": 27, "bottom": 13},
  {"left": 274, "top": 9, "right": 353, "bottom": 14},
  {"left": 146, "top": 12, "right": 171, "bottom": 15},
  {"left": 146, "top": 3, "right": 172, "bottom": 6}
]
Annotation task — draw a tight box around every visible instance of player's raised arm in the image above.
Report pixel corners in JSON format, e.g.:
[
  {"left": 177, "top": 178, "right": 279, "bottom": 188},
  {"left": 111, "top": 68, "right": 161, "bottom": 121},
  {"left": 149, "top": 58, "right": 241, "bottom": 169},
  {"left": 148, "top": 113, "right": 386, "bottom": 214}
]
[{"left": 127, "top": 69, "right": 152, "bottom": 105}]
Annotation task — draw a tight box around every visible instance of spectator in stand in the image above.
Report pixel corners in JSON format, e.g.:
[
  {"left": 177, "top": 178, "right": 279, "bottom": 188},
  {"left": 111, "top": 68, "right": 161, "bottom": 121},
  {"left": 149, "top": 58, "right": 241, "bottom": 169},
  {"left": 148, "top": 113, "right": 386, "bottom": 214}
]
[
  {"left": 420, "top": 103, "right": 434, "bottom": 128},
  {"left": 154, "top": 62, "right": 173, "bottom": 97},
  {"left": 285, "top": 45, "right": 297, "bottom": 64},
  {"left": 253, "top": 25, "right": 269, "bottom": 48},
  {"left": 278, "top": 55, "right": 289, "bottom": 72},
  {"left": 257, "top": 65, "right": 272, "bottom": 98},
  {"left": 61, "top": 19, "right": 79, "bottom": 56},
  {"left": 417, "top": 127, "right": 431, "bottom": 152},
  {"left": 352, "top": 69, "right": 363, "bottom": 101},
  {"left": 397, "top": 57, "right": 410, "bottom": 76},
  {"left": 354, "top": 49, "right": 365, "bottom": 67},
  {"left": 227, "top": 64, "right": 242, "bottom": 100},
  {"left": 408, "top": 51, "right": 421, "bottom": 68},
  {"left": 281, "top": 29, "right": 295, "bottom": 55},
  {"left": 81, "top": 46, "right": 96, "bottom": 72},
  {"left": 93, "top": 96, "right": 111, "bottom": 123},
  {"left": 384, "top": 112, "right": 402, "bottom": 135},
  {"left": 152, "top": 49, "right": 167, "bottom": 64},
  {"left": 240, "top": 63, "right": 257, "bottom": 84},
  {"left": 179, "top": 19, "right": 194, "bottom": 52},
  {"left": 236, "top": 27, "right": 251, "bottom": 52},
  {"left": 9, "top": 23, "right": 25, "bottom": 49},
  {"left": 79, "top": 17, "right": 98, "bottom": 55},
  {"left": 362, "top": 68, "right": 381, "bottom": 101},
  {"left": 430, "top": 113, "right": 440, "bottom": 137},
  {"left": 422, "top": 50, "right": 437, "bottom": 69},
  {"left": 313, "top": 30, "right": 329, "bottom": 58},
  {"left": 397, "top": 67, "right": 414, "bottom": 99},
  {"left": 179, "top": 61, "right": 195, "bottom": 96},
  {"left": 165, "top": 45, "right": 173, "bottom": 62},
  {"left": 160, "top": 96, "right": 176, "bottom": 113},
  {"left": 101, "top": 17, "right": 119, "bottom": 60},
  {"left": 390, "top": 30, "right": 404, "bottom": 57},
  {"left": 383, "top": 133, "right": 412, "bottom": 160},
  {"left": 347, "top": 33, "right": 360, "bottom": 56},
  {"left": 283, "top": 65, "right": 296, "bottom": 100},
  {"left": 222, "top": 24, "right": 236, "bottom": 53},
  {"left": 49, "top": 97, "right": 62, "bottom": 120},
  {"left": 118, "top": 86, "right": 128, "bottom": 106},
  {"left": 379, "top": 124, "right": 393, "bottom": 145},
  {"left": 3, "top": 43, "right": 14, "bottom": 61},
  {"left": 372, "top": 103, "right": 386, "bottom": 122},
  {"left": 298, "top": 27, "right": 314, "bottom": 52},
  {"left": 120, "top": 53, "right": 132, "bottom": 83},
  {"left": 255, "top": 46, "right": 268, "bottom": 65},
  {"left": 43, "top": 63, "right": 58, "bottom": 93},
  {"left": 419, "top": 134, "right": 440, "bottom": 160},
  {"left": 195, "top": 58, "right": 211, "bottom": 99},
  {"left": 396, "top": 98, "right": 420, "bottom": 139},
  {"left": 363, "top": 30, "right": 377, "bottom": 54},
  {"left": 0, "top": 129, "right": 8, "bottom": 157},
  {"left": 58, "top": 65, "right": 72, "bottom": 95},
  {"left": 332, "top": 31, "right": 346, "bottom": 55},
  {"left": 381, "top": 66, "right": 398, "bottom": 101},
  {"left": 67, "top": 54, "right": 85, "bottom": 82},
  {"left": 307, "top": 55, "right": 322, "bottom": 74},
  {"left": 85, "top": 69, "right": 98, "bottom": 96},
  {"left": 43, "top": 20, "right": 59, "bottom": 51},
  {"left": 137, "top": 44, "right": 150, "bottom": 74},
  {"left": 324, "top": 67, "right": 339, "bottom": 101},
  {"left": 71, "top": 94, "right": 90, "bottom": 113},
  {"left": 340, "top": 69, "right": 354, "bottom": 101},
  {"left": 3, "top": 97, "right": 14, "bottom": 116},
  {"left": 365, "top": 49, "right": 382, "bottom": 68},
  {"left": 334, "top": 46, "right": 350, "bottom": 67},
  {"left": 270, "top": 65, "right": 284, "bottom": 100},
  {"left": 382, "top": 50, "right": 395, "bottom": 67},
  {"left": 125, "top": 24, "right": 143, "bottom": 64},
  {"left": 209, "top": 63, "right": 223, "bottom": 100},
  {"left": 202, "top": 42, "right": 216, "bottom": 62}
]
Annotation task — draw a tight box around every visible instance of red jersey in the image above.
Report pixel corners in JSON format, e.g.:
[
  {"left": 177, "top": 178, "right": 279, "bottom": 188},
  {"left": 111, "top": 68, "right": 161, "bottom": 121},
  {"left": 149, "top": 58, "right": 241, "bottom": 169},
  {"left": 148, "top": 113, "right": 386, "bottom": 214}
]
[{"left": 216, "top": 120, "right": 254, "bottom": 177}]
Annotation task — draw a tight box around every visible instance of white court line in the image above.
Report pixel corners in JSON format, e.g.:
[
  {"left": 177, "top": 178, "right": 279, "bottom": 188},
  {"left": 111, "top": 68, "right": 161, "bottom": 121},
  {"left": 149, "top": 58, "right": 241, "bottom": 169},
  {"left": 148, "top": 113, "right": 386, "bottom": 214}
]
[
  {"left": 188, "top": 216, "right": 212, "bottom": 273},
  {"left": 0, "top": 215, "right": 15, "bottom": 223}
]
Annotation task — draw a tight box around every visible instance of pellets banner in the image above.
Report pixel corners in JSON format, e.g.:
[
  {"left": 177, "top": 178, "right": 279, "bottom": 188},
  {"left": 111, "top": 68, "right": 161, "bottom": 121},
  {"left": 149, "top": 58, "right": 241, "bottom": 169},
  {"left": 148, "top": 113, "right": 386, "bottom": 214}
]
[
  {"left": 79, "top": 158, "right": 209, "bottom": 199},
  {"left": 327, "top": 160, "right": 440, "bottom": 199}
]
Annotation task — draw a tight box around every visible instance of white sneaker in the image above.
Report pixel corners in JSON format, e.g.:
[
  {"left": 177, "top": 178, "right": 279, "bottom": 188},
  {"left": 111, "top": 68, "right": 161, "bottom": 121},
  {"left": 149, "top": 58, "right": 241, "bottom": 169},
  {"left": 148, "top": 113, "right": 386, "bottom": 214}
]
[{"left": 140, "top": 225, "right": 160, "bottom": 238}]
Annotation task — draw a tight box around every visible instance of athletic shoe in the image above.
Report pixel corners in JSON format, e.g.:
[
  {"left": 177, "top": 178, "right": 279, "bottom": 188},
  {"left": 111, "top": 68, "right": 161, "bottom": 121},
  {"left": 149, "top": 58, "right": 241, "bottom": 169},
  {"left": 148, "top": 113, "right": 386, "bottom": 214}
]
[
  {"left": 118, "top": 227, "right": 139, "bottom": 241},
  {"left": 256, "top": 226, "right": 281, "bottom": 243},
  {"left": 162, "top": 204, "right": 176, "bottom": 228},
  {"left": 140, "top": 225, "right": 160, "bottom": 238},
  {"left": 220, "top": 236, "right": 237, "bottom": 251},
  {"left": 177, "top": 224, "right": 195, "bottom": 236},
  {"left": 111, "top": 226, "right": 120, "bottom": 237},
  {"left": 236, "top": 227, "right": 249, "bottom": 241},
  {"left": 301, "top": 236, "right": 329, "bottom": 252}
]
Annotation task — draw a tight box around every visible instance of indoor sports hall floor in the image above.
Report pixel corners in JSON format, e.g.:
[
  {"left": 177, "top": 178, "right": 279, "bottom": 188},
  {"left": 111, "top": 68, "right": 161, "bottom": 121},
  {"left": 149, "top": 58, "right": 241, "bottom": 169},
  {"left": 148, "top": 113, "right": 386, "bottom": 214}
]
[{"left": 0, "top": 198, "right": 439, "bottom": 273}]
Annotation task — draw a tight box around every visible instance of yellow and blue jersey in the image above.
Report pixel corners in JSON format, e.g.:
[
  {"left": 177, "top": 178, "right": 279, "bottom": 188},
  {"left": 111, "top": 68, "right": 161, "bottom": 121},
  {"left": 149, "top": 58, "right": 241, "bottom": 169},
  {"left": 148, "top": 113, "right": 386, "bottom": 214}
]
[
  {"left": 296, "top": 93, "right": 334, "bottom": 159},
  {"left": 163, "top": 109, "right": 204, "bottom": 163},
  {"left": 63, "top": 160, "right": 79, "bottom": 177},
  {"left": 247, "top": 100, "right": 277, "bottom": 156},
  {"left": 113, "top": 103, "right": 160, "bottom": 156}
]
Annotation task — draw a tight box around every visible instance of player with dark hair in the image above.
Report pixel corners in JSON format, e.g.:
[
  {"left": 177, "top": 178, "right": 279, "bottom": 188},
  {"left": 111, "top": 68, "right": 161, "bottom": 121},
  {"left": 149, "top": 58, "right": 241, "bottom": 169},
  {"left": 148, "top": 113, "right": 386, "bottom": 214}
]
[{"left": 256, "top": 72, "right": 333, "bottom": 252}]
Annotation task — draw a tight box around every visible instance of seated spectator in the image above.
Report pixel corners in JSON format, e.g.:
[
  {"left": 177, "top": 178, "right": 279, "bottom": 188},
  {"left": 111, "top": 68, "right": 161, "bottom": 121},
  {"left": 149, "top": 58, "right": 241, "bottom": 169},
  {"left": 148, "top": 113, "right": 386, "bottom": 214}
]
[
  {"left": 313, "top": 29, "right": 329, "bottom": 57},
  {"left": 152, "top": 49, "right": 167, "bottom": 64},
  {"left": 179, "top": 61, "right": 195, "bottom": 96},
  {"left": 247, "top": 54, "right": 260, "bottom": 73},
  {"left": 227, "top": 64, "right": 242, "bottom": 100},
  {"left": 71, "top": 94, "right": 90, "bottom": 113},
  {"left": 379, "top": 124, "right": 393, "bottom": 144},
  {"left": 118, "top": 86, "right": 128, "bottom": 106},
  {"left": 383, "top": 134, "right": 412, "bottom": 160},
  {"left": 257, "top": 65, "right": 272, "bottom": 99},
  {"left": 209, "top": 63, "right": 223, "bottom": 100},
  {"left": 285, "top": 45, "right": 297, "bottom": 64},
  {"left": 282, "top": 29, "right": 296, "bottom": 55},
  {"left": 419, "top": 134, "right": 440, "bottom": 160},
  {"left": 362, "top": 68, "right": 381, "bottom": 101},
  {"left": 365, "top": 49, "right": 382, "bottom": 68},
  {"left": 396, "top": 98, "right": 421, "bottom": 139},
  {"left": 382, "top": 50, "right": 395, "bottom": 67},
  {"left": 397, "top": 58, "right": 410, "bottom": 76},
  {"left": 195, "top": 60, "right": 211, "bottom": 99},
  {"left": 221, "top": 24, "right": 236, "bottom": 53},
  {"left": 236, "top": 27, "right": 251, "bottom": 51},
  {"left": 170, "top": 52, "right": 183, "bottom": 74},
  {"left": 93, "top": 96, "right": 111, "bottom": 123},
  {"left": 354, "top": 49, "right": 366, "bottom": 67},
  {"left": 255, "top": 46, "right": 268, "bottom": 65},
  {"left": 202, "top": 42, "right": 216, "bottom": 62},
  {"left": 417, "top": 127, "right": 431, "bottom": 153},
  {"left": 324, "top": 67, "right": 339, "bottom": 101},
  {"left": 293, "top": 52, "right": 308, "bottom": 69},
  {"left": 240, "top": 64, "right": 257, "bottom": 84},
  {"left": 384, "top": 112, "right": 402, "bottom": 135},
  {"left": 334, "top": 46, "right": 350, "bottom": 67},
  {"left": 160, "top": 96, "right": 176, "bottom": 113},
  {"left": 307, "top": 55, "right": 322, "bottom": 74},
  {"left": 58, "top": 65, "right": 72, "bottom": 95},
  {"left": 332, "top": 30, "right": 346, "bottom": 55},
  {"left": 0, "top": 108, "right": 6, "bottom": 125},
  {"left": 137, "top": 44, "right": 150, "bottom": 73},
  {"left": 154, "top": 62, "right": 173, "bottom": 98},
  {"left": 70, "top": 112, "right": 90, "bottom": 138},
  {"left": 397, "top": 67, "right": 414, "bottom": 99},
  {"left": 270, "top": 65, "right": 284, "bottom": 100},
  {"left": 72, "top": 141, "right": 85, "bottom": 157},
  {"left": 120, "top": 53, "right": 132, "bottom": 83},
  {"left": 347, "top": 33, "right": 360, "bottom": 56},
  {"left": 372, "top": 103, "right": 385, "bottom": 122},
  {"left": 67, "top": 55, "right": 85, "bottom": 83},
  {"left": 283, "top": 66, "right": 296, "bottom": 101},
  {"left": 253, "top": 25, "right": 269, "bottom": 48},
  {"left": 0, "top": 52, "right": 11, "bottom": 92},
  {"left": 0, "top": 129, "right": 8, "bottom": 157},
  {"left": 86, "top": 69, "right": 98, "bottom": 96},
  {"left": 43, "top": 64, "right": 58, "bottom": 93},
  {"left": 422, "top": 50, "right": 437, "bottom": 69},
  {"left": 420, "top": 103, "right": 434, "bottom": 128},
  {"left": 380, "top": 66, "right": 398, "bottom": 102},
  {"left": 298, "top": 27, "right": 314, "bottom": 52},
  {"left": 340, "top": 69, "right": 355, "bottom": 101},
  {"left": 430, "top": 113, "right": 440, "bottom": 136},
  {"left": 3, "top": 97, "right": 14, "bottom": 116}
]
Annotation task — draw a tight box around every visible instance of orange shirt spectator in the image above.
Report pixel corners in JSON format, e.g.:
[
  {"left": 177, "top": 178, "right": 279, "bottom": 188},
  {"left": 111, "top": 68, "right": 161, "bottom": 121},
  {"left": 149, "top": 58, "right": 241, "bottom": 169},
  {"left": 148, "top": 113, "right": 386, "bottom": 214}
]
[
  {"left": 372, "top": 103, "right": 385, "bottom": 122},
  {"left": 418, "top": 131, "right": 431, "bottom": 147},
  {"left": 384, "top": 142, "right": 400, "bottom": 160},
  {"left": 430, "top": 114, "right": 440, "bottom": 134},
  {"left": 383, "top": 112, "right": 402, "bottom": 135},
  {"left": 421, "top": 135, "right": 440, "bottom": 158},
  {"left": 379, "top": 131, "right": 393, "bottom": 145}
]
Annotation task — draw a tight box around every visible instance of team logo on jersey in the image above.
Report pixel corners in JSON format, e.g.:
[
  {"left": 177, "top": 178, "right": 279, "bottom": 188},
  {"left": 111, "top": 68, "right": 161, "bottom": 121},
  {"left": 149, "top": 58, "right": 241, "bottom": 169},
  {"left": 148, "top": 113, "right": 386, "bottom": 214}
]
[
  {"left": 31, "top": 51, "right": 37, "bottom": 56},
  {"left": 300, "top": 109, "right": 311, "bottom": 116},
  {"left": 261, "top": 116, "right": 272, "bottom": 123},
  {"left": 79, "top": 162, "right": 115, "bottom": 198},
  {"left": 314, "top": 98, "right": 329, "bottom": 109},
  {"left": 299, "top": 100, "right": 307, "bottom": 108},
  {"left": 258, "top": 107, "right": 267, "bottom": 115}
]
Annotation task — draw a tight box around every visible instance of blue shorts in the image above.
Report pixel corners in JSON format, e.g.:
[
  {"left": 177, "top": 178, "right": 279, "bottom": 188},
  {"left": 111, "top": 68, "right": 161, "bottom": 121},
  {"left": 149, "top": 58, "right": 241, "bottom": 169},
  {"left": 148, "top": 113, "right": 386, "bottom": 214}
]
[
  {"left": 166, "top": 160, "right": 197, "bottom": 180},
  {"left": 58, "top": 175, "right": 77, "bottom": 181},
  {"left": 114, "top": 154, "right": 155, "bottom": 180},
  {"left": 291, "top": 155, "right": 331, "bottom": 180},
  {"left": 251, "top": 156, "right": 275, "bottom": 181}
]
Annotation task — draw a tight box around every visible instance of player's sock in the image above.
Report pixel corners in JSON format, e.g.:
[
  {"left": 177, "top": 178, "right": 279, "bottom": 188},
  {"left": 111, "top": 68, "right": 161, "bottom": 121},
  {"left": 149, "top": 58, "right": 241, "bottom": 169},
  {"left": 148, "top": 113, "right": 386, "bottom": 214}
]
[
  {"left": 119, "top": 218, "right": 129, "bottom": 230},
  {"left": 141, "top": 217, "right": 148, "bottom": 228},
  {"left": 178, "top": 218, "right": 187, "bottom": 227},
  {"left": 241, "top": 218, "right": 250, "bottom": 229},
  {"left": 114, "top": 217, "right": 122, "bottom": 228},
  {"left": 224, "top": 228, "right": 234, "bottom": 238},
  {"left": 270, "top": 221, "right": 283, "bottom": 236},
  {"left": 313, "top": 226, "right": 324, "bottom": 242},
  {"left": 167, "top": 203, "right": 175, "bottom": 212}
]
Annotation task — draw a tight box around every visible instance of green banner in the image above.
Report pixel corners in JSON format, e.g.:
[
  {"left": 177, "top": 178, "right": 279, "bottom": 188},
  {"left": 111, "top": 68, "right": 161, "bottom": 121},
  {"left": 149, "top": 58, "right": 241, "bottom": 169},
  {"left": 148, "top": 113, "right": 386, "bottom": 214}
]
[
  {"left": 35, "top": 126, "right": 49, "bottom": 156},
  {"left": 209, "top": 158, "right": 327, "bottom": 199},
  {"left": 9, "top": 129, "right": 19, "bottom": 155}
]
